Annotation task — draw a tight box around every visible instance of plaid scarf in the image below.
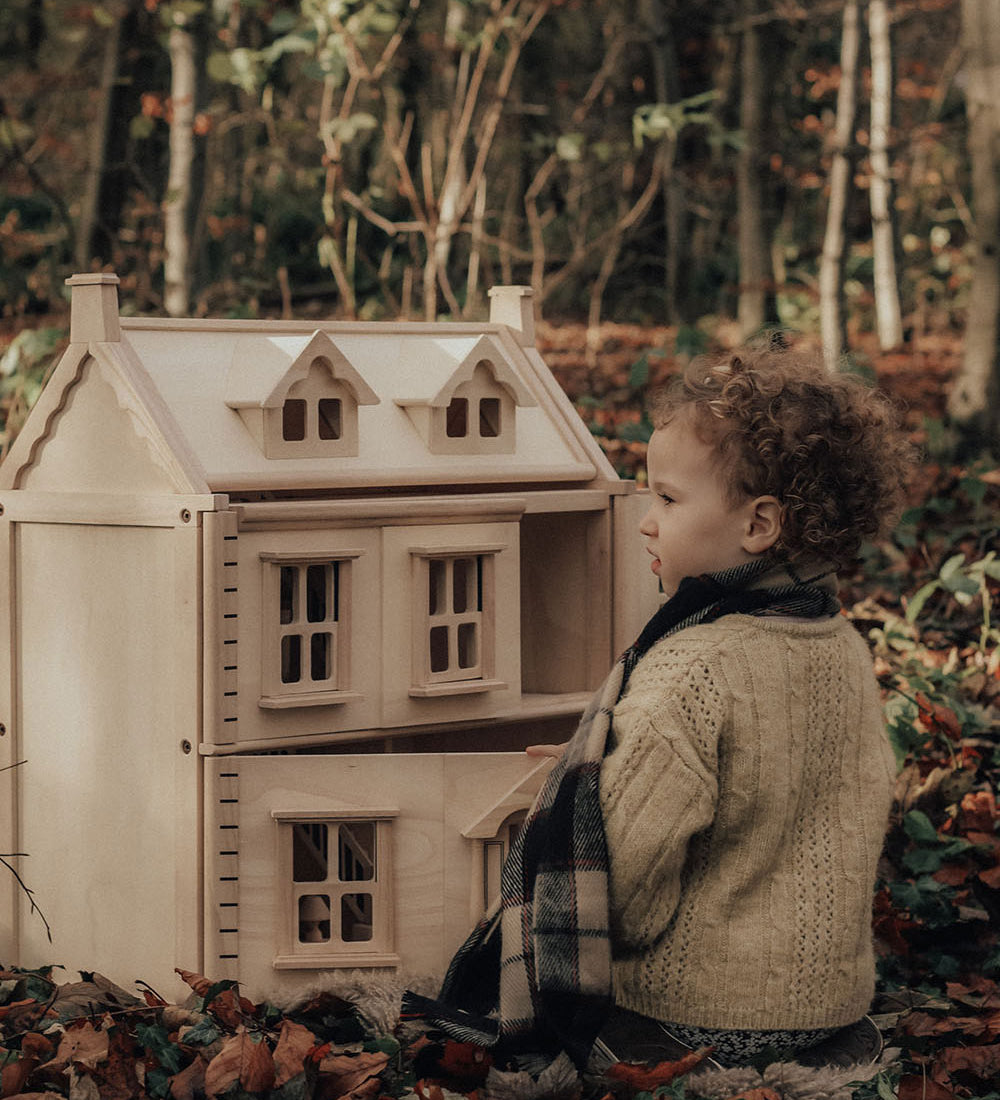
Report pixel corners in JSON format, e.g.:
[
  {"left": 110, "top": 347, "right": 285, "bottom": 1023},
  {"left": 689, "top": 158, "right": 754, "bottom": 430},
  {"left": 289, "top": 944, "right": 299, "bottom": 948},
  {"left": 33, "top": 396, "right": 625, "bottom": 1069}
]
[{"left": 401, "top": 558, "right": 839, "bottom": 1070}]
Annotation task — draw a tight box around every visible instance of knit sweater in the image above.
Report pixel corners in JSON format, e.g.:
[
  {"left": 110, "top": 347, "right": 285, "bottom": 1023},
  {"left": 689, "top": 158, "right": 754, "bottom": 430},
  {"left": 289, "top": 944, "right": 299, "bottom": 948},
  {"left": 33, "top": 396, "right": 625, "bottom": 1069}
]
[{"left": 599, "top": 612, "right": 895, "bottom": 1033}]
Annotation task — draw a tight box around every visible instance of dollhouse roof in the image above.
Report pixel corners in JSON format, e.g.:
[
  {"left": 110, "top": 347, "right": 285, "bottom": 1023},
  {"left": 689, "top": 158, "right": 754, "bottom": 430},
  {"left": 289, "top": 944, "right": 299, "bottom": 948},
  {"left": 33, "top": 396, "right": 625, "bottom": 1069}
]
[
  {"left": 393, "top": 334, "right": 535, "bottom": 408},
  {"left": 0, "top": 278, "right": 618, "bottom": 495},
  {"left": 225, "top": 330, "right": 380, "bottom": 409}
]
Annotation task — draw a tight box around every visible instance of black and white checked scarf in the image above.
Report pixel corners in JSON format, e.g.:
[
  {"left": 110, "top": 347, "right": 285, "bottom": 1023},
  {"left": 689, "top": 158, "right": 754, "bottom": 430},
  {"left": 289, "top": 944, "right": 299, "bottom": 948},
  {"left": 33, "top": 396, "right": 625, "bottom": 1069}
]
[{"left": 402, "top": 558, "right": 839, "bottom": 1070}]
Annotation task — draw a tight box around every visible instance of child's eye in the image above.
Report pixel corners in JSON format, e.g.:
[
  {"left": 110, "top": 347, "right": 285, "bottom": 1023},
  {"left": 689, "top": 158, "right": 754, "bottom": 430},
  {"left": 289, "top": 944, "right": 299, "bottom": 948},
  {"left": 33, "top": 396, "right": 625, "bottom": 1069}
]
[{"left": 658, "top": 493, "right": 675, "bottom": 505}]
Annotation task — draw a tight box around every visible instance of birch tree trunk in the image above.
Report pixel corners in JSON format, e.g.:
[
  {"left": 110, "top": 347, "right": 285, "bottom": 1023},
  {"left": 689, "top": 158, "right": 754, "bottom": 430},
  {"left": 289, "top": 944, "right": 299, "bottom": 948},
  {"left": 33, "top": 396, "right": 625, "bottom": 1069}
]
[
  {"left": 164, "top": 22, "right": 196, "bottom": 317},
  {"left": 868, "top": 0, "right": 903, "bottom": 349},
  {"left": 949, "top": 0, "right": 1000, "bottom": 437},
  {"left": 737, "top": 0, "right": 769, "bottom": 340},
  {"left": 819, "top": 0, "right": 861, "bottom": 371}
]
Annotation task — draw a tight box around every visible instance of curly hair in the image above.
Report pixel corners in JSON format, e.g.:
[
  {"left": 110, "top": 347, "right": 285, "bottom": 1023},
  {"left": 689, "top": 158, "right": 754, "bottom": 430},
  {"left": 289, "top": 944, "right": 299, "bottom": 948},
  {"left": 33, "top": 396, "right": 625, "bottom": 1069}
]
[{"left": 649, "top": 342, "right": 914, "bottom": 568}]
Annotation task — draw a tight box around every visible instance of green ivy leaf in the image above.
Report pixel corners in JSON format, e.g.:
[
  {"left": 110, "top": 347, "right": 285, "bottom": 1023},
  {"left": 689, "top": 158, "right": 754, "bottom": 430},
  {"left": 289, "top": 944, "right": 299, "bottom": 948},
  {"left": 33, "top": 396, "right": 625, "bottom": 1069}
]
[
  {"left": 902, "top": 847, "right": 945, "bottom": 874},
  {"left": 903, "top": 810, "right": 942, "bottom": 846},
  {"left": 136, "top": 1023, "right": 185, "bottom": 1073}
]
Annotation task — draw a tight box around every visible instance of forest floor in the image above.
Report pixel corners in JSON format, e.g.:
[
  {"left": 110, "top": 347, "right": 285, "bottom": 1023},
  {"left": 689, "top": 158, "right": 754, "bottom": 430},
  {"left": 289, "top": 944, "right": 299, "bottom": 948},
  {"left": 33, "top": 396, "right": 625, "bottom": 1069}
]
[{"left": 1, "top": 320, "right": 998, "bottom": 1100}]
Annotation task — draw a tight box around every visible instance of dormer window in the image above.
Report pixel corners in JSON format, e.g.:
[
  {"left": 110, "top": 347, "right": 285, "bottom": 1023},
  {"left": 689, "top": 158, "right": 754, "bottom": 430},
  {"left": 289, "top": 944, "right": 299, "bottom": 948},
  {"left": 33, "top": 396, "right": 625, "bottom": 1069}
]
[
  {"left": 445, "top": 375, "right": 504, "bottom": 441},
  {"left": 269, "top": 361, "right": 352, "bottom": 457},
  {"left": 226, "top": 331, "right": 378, "bottom": 460},
  {"left": 394, "top": 336, "right": 535, "bottom": 456}
]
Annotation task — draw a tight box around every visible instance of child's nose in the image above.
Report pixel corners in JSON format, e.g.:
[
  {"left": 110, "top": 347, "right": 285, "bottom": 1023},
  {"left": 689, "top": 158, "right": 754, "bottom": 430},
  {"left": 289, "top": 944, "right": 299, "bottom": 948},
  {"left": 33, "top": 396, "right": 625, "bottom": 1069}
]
[{"left": 639, "top": 506, "right": 656, "bottom": 536}]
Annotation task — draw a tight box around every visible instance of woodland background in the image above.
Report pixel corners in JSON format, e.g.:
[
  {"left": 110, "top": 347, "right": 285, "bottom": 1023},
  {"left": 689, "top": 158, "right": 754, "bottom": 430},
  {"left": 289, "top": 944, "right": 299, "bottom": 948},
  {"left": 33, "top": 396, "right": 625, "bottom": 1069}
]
[{"left": 2, "top": 1, "right": 1000, "bottom": 1099}]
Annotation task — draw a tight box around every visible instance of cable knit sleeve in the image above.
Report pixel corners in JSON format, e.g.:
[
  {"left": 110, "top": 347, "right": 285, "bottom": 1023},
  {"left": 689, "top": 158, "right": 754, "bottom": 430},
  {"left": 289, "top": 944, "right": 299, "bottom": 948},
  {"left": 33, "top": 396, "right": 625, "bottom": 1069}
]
[{"left": 599, "top": 639, "right": 727, "bottom": 953}]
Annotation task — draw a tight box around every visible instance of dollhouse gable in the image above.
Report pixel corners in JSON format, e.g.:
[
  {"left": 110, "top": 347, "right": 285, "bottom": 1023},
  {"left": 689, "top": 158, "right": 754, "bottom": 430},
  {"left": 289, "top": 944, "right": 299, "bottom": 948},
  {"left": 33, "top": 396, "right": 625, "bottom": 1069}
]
[
  {"left": 0, "top": 341, "right": 207, "bottom": 496},
  {"left": 225, "top": 330, "right": 379, "bottom": 459},
  {"left": 394, "top": 334, "right": 535, "bottom": 455}
]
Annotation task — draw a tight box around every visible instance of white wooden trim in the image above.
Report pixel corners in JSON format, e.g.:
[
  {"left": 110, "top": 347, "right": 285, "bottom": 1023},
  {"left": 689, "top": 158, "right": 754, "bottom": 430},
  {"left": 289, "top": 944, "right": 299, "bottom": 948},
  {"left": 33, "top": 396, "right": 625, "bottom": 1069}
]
[
  {"left": 206, "top": 463, "right": 596, "bottom": 493},
  {"left": 409, "top": 544, "right": 506, "bottom": 557},
  {"left": 0, "top": 491, "right": 227, "bottom": 527},
  {"left": 235, "top": 496, "right": 528, "bottom": 529},
  {"left": 272, "top": 952, "right": 401, "bottom": 970},
  {"left": 258, "top": 549, "right": 365, "bottom": 563},
  {"left": 272, "top": 809, "right": 399, "bottom": 821},
  {"left": 408, "top": 679, "right": 508, "bottom": 698},
  {"left": 199, "top": 690, "right": 592, "bottom": 754},
  {"left": 258, "top": 691, "right": 364, "bottom": 709}
]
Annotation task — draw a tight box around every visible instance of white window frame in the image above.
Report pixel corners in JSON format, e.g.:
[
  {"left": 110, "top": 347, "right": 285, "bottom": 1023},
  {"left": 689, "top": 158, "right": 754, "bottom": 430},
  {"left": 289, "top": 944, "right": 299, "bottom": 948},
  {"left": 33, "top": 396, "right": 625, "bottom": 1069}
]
[
  {"left": 272, "top": 809, "right": 399, "bottom": 969},
  {"left": 409, "top": 545, "right": 506, "bottom": 697},
  {"left": 264, "top": 360, "right": 359, "bottom": 458},
  {"left": 259, "top": 550, "right": 364, "bottom": 709}
]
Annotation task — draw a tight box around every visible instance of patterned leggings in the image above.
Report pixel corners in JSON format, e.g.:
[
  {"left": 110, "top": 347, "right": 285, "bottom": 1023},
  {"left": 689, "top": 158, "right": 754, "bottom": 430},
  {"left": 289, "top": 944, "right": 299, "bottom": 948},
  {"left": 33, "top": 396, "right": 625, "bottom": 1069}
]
[{"left": 663, "top": 1021, "right": 841, "bottom": 1066}]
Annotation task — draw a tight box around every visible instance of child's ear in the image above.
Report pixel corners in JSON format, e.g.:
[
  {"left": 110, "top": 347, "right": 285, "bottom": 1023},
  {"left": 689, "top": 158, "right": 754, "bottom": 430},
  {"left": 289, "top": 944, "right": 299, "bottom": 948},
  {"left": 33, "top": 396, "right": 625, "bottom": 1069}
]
[{"left": 742, "top": 496, "right": 783, "bottom": 554}]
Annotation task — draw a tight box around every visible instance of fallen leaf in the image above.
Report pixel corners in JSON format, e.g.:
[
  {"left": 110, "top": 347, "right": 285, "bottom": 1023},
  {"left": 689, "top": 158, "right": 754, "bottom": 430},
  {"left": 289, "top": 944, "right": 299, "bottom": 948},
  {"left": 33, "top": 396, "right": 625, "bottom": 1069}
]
[
  {"left": 92, "top": 1027, "right": 143, "bottom": 1100},
  {"left": 67, "top": 1066, "right": 100, "bottom": 1100},
  {"left": 49, "top": 1021, "right": 109, "bottom": 1073},
  {"left": 205, "top": 987, "right": 254, "bottom": 1030},
  {"left": 204, "top": 1029, "right": 275, "bottom": 1098},
  {"left": 274, "top": 1019, "right": 318, "bottom": 1087},
  {"left": 724, "top": 1090, "right": 781, "bottom": 1100},
  {"left": 169, "top": 1055, "right": 206, "bottom": 1100},
  {"left": 937, "top": 1042, "right": 1000, "bottom": 1076},
  {"left": 1, "top": 1052, "right": 40, "bottom": 1098},
  {"left": 331, "top": 1077, "right": 384, "bottom": 1100},
  {"left": 174, "top": 970, "right": 212, "bottom": 998},
  {"left": 606, "top": 1048, "right": 712, "bottom": 1090},
  {"left": 52, "top": 975, "right": 141, "bottom": 1021},
  {"left": 897, "top": 1075, "right": 955, "bottom": 1100},
  {"left": 958, "top": 790, "right": 1000, "bottom": 831},
  {"left": 18, "top": 1035, "right": 53, "bottom": 1060},
  {"left": 946, "top": 976, "right": 1000, "bottom": 1009},
  {"left": 316, "top": 1051, "right": 389, "bottom": 1096},
  {"left": 978, "top": 862, "right": 1000, "bottom": 888}
]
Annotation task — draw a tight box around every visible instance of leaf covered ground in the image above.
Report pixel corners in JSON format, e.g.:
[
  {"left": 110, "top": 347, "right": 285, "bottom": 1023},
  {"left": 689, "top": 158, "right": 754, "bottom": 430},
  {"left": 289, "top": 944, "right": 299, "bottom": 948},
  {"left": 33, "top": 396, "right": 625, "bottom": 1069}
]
[{"left": 2, "top": 325, "right": 999, "bottom": 1098}]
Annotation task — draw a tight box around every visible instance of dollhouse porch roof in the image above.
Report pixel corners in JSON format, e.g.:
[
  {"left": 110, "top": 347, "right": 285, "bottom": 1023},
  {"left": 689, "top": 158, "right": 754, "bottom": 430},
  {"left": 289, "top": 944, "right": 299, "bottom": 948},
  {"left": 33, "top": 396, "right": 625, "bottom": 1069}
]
[{"left": 1, "top": 279, "right": 619, "bottom": 495}]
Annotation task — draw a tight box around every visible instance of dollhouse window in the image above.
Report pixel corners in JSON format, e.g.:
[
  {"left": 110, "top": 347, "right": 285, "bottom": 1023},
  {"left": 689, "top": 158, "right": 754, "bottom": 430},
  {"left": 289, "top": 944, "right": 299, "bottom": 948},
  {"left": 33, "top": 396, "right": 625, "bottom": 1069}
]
[
  {"left": 274, "top": 363, "right": 350, "bottom": 454},
  {"left": 482, "top": 812, "right": 525, "bottom": 911},
  {"left": 259, "top": 550, "right": 364, "bottom": 708},
  {"left": 444, "top": 377, "right": 504, "bottom": 441},
  {"left": 441, "top": 361, "right": 510, "bottom": 446},
  {"left": 396, "top": 349, "right": 531, "bottom": 455},
  {"left": 410, "top": 547, "right": 506, "bottom": 696},
  {"left": 273, "top": 810, "right": 398, "bottom": 968}
]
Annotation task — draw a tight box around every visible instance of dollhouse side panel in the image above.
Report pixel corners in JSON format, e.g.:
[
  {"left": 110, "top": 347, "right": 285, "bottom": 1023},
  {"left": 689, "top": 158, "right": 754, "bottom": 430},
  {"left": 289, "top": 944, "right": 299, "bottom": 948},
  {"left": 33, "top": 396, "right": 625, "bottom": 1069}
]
[
  {"left": 0, "top": 515, "right": 16, "bottom": 959},
  {"left": 225, "top": 751, "right": 542, "bottom": 998},
  {"left": 13, "top": 520, "right": 201, "bottom": 996}
]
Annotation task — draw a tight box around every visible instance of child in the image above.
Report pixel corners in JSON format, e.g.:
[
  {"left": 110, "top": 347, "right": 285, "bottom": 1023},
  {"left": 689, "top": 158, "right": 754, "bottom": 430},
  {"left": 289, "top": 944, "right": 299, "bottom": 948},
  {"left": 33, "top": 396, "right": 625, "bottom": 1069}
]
[
  {"left": 594, "top": 343, "right": 911, "bottom": 1067},
  {"left": 406, "top": 341, "right": 911, "bottom": 1073}
]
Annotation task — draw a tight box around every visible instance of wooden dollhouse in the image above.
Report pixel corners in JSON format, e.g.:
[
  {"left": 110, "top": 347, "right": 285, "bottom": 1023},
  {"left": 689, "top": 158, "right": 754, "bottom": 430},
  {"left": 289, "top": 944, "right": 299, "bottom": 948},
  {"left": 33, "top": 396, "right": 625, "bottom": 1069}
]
[{"left": 0, "top": 273, "right": 659, "bottom": 999}]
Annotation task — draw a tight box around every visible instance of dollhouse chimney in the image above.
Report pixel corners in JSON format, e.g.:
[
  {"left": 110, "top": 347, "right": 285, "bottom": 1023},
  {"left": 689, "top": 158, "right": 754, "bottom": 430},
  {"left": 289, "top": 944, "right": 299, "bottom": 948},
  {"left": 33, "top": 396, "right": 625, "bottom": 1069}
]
[
  {"left": 488, "top": 285, "right": 535, "bottom": 347},
  {"left": 65, "top": 272, "right": 121, "bottom": 344}
]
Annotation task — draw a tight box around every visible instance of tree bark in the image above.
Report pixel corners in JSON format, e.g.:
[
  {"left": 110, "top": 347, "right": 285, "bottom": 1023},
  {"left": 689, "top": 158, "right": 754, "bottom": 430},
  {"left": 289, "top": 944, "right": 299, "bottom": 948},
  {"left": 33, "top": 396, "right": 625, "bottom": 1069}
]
[
  {"left": 819, "top": 0, "right": 861, "bottom": 371},
  {"left": 638, "top": 0, "right": 682, "bottom": 325},
  {"left": 164, "top": 22, "right": 196, "bottom": 317},
  {"left": 737, "top": 0, "right": 769, "bottom": 340},
  {"left": 949, "top": 0, "right": 1000, "bottom": 438},
  {"left": 868, "top": 0, "right": 904, "bottom": 350},
  {"left": 75, "top": 6, "right": 122, "bottom": 272}
]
